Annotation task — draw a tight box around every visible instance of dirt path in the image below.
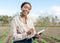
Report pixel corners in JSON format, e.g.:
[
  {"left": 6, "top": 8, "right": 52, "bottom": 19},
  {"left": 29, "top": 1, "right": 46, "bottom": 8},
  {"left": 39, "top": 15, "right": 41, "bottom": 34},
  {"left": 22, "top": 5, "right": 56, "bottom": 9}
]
[
  {"left": 2, "top": 35, "right": 11, "bottom": 43},
  {"left": 41, "top": 35, "right": 57, "bottom": 43},
  {"left": 0, "top": 35, "right": 3, "bottom": 38},
  {"left": 36, "top": 34, "right": 57, "bottom": 43},
  {"left": 1, "top": 34, "right": 58, "bottom": 43}
]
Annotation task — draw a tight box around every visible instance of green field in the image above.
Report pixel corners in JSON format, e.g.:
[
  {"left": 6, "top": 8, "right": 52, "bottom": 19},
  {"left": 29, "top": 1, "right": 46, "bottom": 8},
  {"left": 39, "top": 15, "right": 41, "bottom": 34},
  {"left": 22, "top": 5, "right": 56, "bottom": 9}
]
[{"left": 0, "top": 25, "right": 60, "bottom": 43}]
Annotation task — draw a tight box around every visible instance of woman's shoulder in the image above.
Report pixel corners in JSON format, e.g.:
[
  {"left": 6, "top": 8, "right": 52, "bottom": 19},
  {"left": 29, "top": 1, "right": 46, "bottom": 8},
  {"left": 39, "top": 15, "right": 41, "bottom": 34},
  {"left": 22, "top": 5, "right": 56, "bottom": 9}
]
[
  {"left": 27, "top": 16, "right": 34, "bottom": 22},
  {"left": 27, "top": 16, "right": 31, "bottom": 20},
  {"left": 11, "top": 16, "right": 19, "bottom": 22},
  {"left": 14, "top": 16, "right": 19, "bottom": 19}
]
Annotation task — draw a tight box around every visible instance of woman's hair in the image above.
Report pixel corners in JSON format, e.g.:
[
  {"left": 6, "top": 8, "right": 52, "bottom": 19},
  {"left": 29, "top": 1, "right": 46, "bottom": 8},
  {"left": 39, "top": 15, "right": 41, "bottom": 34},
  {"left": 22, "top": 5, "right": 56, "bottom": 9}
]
[{"left": 21, "top": 2, "right": 32, "bottom": 10}]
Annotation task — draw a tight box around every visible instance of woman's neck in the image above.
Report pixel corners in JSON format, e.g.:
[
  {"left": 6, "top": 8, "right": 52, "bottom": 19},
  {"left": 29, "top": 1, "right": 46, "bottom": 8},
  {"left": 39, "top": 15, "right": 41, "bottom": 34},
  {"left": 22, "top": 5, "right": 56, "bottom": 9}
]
[
  {"left": 20, "top": 13, "right": 27, "bottom": 24},
  {"left": 20, "top": 12, "right": 27, "bottom": 19}
]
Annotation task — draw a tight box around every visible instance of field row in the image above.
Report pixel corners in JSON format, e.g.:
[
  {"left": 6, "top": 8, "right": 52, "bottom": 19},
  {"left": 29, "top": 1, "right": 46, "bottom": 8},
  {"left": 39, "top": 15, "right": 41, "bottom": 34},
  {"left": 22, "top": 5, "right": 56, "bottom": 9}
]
[{"left": 0, "top": 26, "right": 60, "bottom": 43}]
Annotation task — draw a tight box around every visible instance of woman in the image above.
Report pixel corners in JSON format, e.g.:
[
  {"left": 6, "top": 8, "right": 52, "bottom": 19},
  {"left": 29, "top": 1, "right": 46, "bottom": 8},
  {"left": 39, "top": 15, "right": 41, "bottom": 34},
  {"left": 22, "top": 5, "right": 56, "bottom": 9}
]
[{"left": 11, "top": 2, "right": 40, "bottom": 43}]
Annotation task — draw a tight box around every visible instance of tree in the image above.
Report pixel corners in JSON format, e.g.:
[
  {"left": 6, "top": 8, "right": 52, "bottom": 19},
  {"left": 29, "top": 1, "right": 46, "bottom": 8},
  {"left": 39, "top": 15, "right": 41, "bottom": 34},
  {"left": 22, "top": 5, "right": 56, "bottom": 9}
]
[{"left": 2, "top": 15, "right": 9, "bottom": 23}]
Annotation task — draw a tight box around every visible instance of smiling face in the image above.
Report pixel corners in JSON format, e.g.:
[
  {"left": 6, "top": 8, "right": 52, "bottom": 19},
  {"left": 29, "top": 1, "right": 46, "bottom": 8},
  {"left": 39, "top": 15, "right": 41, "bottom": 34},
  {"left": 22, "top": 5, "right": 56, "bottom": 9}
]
[{"left": 21, "top": 4, "right": 31, "bottom": 16}]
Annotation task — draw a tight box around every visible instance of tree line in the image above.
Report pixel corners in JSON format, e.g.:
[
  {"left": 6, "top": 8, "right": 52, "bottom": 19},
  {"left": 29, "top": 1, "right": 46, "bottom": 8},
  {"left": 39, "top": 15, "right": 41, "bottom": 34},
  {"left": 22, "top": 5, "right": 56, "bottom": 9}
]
[
  {"left": 0, "top": 15, "right": 60, "bottom": 26},
  {"left": 35, "top": 16, "right": 60, "bottom": 26}
]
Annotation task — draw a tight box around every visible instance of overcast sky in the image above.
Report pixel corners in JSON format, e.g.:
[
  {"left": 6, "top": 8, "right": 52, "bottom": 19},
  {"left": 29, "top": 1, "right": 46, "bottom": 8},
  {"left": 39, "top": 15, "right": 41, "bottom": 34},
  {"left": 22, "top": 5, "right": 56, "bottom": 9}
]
[{"left": 0, "top": 0, "right": 60, "bottom": 19}]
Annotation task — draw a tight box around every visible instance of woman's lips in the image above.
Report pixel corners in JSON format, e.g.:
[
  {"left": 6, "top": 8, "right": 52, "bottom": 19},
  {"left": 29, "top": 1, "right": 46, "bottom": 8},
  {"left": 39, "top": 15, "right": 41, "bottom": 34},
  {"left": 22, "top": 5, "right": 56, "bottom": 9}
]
[{"left": 23, "top": 11, "right": 29, "bottom": 14}]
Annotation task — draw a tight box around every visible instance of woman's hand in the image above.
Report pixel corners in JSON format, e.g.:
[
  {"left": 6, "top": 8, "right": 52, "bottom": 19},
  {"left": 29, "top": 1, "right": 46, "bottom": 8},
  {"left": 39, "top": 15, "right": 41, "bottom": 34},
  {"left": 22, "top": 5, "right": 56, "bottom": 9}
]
[
  {"left": 34, "top": 34, "right": 40, "bottom": 38},
  {"left": 26, "top": 28, "right": 34, "bottom": 35}
]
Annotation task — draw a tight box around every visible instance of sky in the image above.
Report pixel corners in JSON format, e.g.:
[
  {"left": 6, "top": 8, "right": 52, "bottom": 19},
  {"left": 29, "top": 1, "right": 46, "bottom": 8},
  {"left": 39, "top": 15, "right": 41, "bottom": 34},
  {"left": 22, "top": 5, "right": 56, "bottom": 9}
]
[{"left": 0, "top": 0, "right": 60, "bottom": 19}]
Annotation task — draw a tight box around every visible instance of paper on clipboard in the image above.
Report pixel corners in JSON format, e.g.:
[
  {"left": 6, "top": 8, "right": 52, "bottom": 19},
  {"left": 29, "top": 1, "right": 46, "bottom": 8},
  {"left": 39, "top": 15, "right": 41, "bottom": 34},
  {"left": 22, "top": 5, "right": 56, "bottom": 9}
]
[
  {"left": 27, "top": 29, "right": 45, "bottom": 39},
  {"left": 37, "top": 29, "right": 45, "bottom": 34}
]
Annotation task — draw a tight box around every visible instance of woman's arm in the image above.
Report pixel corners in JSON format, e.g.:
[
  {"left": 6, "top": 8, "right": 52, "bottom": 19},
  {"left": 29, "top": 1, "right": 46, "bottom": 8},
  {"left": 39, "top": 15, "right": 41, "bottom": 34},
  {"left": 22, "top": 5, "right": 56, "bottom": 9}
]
[{"left": 11, "top": 19, "right": 28, "bottom": 40}]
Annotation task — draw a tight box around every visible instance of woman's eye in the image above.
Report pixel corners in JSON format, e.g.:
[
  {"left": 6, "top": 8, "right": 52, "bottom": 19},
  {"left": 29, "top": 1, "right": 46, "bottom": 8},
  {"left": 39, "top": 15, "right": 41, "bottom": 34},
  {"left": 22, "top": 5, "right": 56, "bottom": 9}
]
[
  {"left": 24, "top": 7, "right": 30, "bottom": 10},
  {"left": 24, "top": 7, "right": 27, "bottom": 8}
]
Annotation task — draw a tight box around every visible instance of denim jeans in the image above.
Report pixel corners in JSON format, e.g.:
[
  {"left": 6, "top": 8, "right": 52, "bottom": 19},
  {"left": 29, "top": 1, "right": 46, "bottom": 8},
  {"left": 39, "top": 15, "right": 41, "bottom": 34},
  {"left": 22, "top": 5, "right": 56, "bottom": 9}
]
[{"left": 13, "top": 38, "right": 32, "bottom": 43}]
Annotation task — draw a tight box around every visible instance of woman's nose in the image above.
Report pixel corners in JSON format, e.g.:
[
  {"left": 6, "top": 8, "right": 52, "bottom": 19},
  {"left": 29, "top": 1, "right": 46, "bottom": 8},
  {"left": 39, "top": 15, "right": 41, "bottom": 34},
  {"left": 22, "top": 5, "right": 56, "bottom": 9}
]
[{"left": 25, "top": 9, "right": 29, "bottom": 11}]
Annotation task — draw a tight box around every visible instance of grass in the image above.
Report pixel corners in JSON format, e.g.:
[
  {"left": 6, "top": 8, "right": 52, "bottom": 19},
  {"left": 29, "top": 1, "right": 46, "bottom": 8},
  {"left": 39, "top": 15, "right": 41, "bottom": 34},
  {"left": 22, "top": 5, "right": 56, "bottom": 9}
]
[
  {"left": 40, "top": 39, "right": 47, "bottom": 43},
  {"left": 0, "top": 32, "right": 9, "bottom": 43},
  {"left": 10, "top": 39, "right": 13, "bottom": 43},
  {"left": 0, "top": 25, "right": 60, "bottom": 43},
  {"left": 46, "top": 36, "right": 53, "bottom": 40},
  {"left": 43, "top": 34, "right": 60, "bottom": 43},
  {"left": 33, "top": 40, "right": 39, "bottom": 43},
  {"left": 0, "top": 26, "right": 10, "bottom": 43},
  {"left": 46, "top": 35, "right": 60, "bottom": 41},
  {"left": 57, "top": 42, "right": 60, "bottom": 43},
  {"left": 0, "top": 41, "right": 2, "bottom": 43},
  {"left": 56, "top": 38, "right": 60, "bottom": 41}
]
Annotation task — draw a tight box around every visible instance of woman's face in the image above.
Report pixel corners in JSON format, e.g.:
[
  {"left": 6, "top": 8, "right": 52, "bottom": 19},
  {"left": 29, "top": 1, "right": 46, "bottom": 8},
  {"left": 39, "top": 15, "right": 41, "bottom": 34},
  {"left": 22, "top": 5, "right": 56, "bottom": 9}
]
[{"left": 21, "top": 4, "right": 31, "bottom": 16}]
